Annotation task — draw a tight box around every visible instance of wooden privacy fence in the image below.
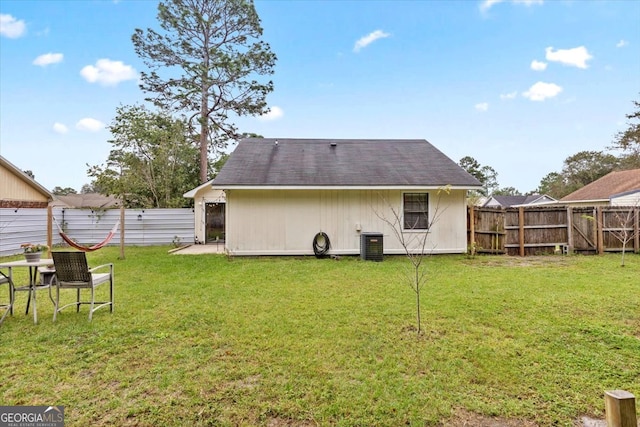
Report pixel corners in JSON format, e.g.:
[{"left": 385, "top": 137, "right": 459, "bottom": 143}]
[{"left": 468, "top": 205, "right": 640, "bottom": 256}]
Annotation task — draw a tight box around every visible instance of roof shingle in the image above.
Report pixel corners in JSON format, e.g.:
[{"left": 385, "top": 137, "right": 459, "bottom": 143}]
[
  {"left": 561, "top": 169, "right": 640, "bottom": 201},
  {"left": 213, "top": 138, "right": 482, "bottom": 188}
]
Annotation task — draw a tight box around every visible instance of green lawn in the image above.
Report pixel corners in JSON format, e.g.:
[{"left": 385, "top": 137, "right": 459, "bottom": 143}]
[{"left": 1, "top": 247, "right": 638, "bottom": 426}]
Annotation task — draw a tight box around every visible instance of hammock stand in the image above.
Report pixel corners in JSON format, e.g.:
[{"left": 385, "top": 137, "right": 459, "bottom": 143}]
[{"left": 54, "top": 218, "right": 120, "bottom": 252}]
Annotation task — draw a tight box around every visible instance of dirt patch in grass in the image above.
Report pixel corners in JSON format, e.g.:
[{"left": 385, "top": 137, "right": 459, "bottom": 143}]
[
  {"left": 442, "top": 409, "right": 614, "bottom": 427},
  {"left": 261, "top": 412, "right": 619, "bottom": 427},
  {"left": 465, "top": 255, "right": 572, "bottom": 268},
  {"left": 442, "top": 408, "right": 538, "bottom": 426},
  {"left": 266, "top": 418, "right": 316, "bottom": 427}
]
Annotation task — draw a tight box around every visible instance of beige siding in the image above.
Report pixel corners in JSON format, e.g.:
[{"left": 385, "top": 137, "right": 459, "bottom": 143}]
[
  {"left": 0, "top": 166, "right": 49, "bottom": 202},
  {"left": 190, "top": 188, "right": 225, "bottom": 243},
  {"left": 225, "top": 189, "right": 468, "bottom": 256},
  {"left": 611, "top": 192, "right": 640, "bottom": 206}
]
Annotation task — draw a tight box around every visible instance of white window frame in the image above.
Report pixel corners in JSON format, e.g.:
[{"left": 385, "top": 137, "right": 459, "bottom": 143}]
[{"left": 402, "top": 192, "right": 430, "bottom": 231}]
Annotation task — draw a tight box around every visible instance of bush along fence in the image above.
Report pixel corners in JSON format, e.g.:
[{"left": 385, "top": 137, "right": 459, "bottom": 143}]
[
  {"left": 0, "top": 207, "right": 194, "bottom": 257},
  {"left": 468, "top": 205, "right": 640, "bottom": 256}
]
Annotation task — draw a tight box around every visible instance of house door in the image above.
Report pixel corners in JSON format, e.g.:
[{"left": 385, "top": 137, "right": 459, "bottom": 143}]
[{"left": 205, "top": 203, "right": 225, "bottom": 243}]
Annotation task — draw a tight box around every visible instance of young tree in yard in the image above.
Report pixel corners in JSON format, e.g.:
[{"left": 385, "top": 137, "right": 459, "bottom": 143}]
[
  {"left": 375, "top": 187, "right": 450, "bottom": 335},
  {"left": 132, "top": 0, "right": 277, "bottom": 184},
  {"left": 606, "top": 205, "right": 639, "bottom": 267},
  {"left": 87, "top": 104, "right": 199, "bottom": 208}
]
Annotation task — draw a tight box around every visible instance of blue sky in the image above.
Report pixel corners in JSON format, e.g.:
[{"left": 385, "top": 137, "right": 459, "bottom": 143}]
[{"left": 1, "top": 0, "right": 639, "bottom": 194}]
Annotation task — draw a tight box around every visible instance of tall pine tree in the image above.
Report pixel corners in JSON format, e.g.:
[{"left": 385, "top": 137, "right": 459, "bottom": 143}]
[{"left": 132, "top": 0, "right": 277, "bottom": 183}]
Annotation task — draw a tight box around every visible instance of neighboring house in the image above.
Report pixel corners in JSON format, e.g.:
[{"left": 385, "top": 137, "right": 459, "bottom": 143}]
[
  {"left": 207, "top": 138, "right": 482, "bottom": 256},
  {"left": 0, "top": 155, "right": 53, "bottom": 208},
  {"left": 561, "top": 169, "right": 640, "bottom": 207},
  {"left": 50, "top": 193, "right": 121, "bottom": 209},
  {"left": 482, "top": 194, "right": 556, "bottom": 208}
]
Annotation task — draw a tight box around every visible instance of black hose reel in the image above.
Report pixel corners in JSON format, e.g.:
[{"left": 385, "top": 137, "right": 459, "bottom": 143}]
[{"left": 313, "top": 232, "right": 330, "bottom": 258}]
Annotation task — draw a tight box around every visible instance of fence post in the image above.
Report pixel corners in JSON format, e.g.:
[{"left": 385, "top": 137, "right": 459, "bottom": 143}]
[
  {"left": 119, "top": 206, "right": 125, "bottom": 260},
  {"left": 566, "top": 206, "right": 573, "bottom": 253},
  {"left": 47, "top": 205, "right": 53, "bottom": 258},
  {"left": 518, "top": 206, "right": 525, "bottom": 257},
  {"left": 597, "top": 206, "right": 604, "bottom": 255},
  {"left": 635, "top": 207, "right": 639, "bottom": 254},
  {"left": 605, "top": 390, "right": 637, "bottom": 427},
  {"left": 469, "top": 205, "right": 475, "bottom": 251}
]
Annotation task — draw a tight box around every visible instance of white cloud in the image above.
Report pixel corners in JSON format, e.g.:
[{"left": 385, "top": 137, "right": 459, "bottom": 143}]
[
  {"left": 0, "top": 14, "right": 26, "bottom": 38},
  {"left": 257, "top": 106, "right": 284, "bottom": 121},
  {"left": 530, "top": 60, "right": 547, "bottom": 71},
  {"left": 52, "top": 122, "right": 68, "bottom": 134},
  {"left": 33, "top": 53, "right": 64, "bottom": 67},
  {"left": 480, "top": 0, "right": 543, "bottom": 12},
  {"left": 545, "top": 46, "right": 593, "bottom": 69},
  {"left": 480, "top": 0, "right": 503, "bottom": 12},
  {"left": 500, "top": 91, "right": 518, "bottom": 100},
  {"left": 616, "top": 39, "right": 628, "bottom": 48},
  {"left": 475, "top": 103, "right": 489, "bottom": 112},
  {"left": 75, "top": 118, "right": 105, "bottom": 132},
  {"left": 80, "top": 59, "right": 138, "bottom": 86},
  {"left": 522, "top": 81, "right": 562, "bottom": 101},
  {"left": 353, "top": 30, "right": 390, "bottom": 53}
]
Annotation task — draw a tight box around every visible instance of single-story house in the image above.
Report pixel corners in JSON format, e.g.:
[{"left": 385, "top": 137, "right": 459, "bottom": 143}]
[
  {"left": 204, "top": 138, "right": 482, "bottom": 256},
  {"left": 483, "top": 194, "right": 556, "bottom": 208},
  {"left": 0, "top": 155, "right": 53, "bottom": 208},
  {"left": 560, "top": 169, "right": 640, "bottom": 207}
]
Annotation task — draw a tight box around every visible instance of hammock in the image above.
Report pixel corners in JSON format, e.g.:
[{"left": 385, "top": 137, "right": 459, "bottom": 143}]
[{"left": 54, "top": 218, "right": 120, "bottom": 252}]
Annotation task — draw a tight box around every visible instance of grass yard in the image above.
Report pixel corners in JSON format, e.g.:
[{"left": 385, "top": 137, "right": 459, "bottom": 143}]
[{"left": 1, "top": 247, "right": 639, "bottom": 426}]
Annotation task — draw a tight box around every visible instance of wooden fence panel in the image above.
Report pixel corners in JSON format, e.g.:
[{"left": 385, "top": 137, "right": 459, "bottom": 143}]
[
  {"left": 469, "top": 207, "right": 505, "bottom": 254},
  {"left": 602, "top": 207, "right": 639, "bottom": 253},
  {"left": 468, "top": 205, "right": 638, "bottom": 256},
  {"left": 570, "top": 207, "right": 597, "bottom": 254},
  {"left": 504, "top": 207, "right": 569, "bottom": 256}
]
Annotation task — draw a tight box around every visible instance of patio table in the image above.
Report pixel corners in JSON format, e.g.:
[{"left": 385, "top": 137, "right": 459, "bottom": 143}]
[{"left": 0, "top": 258, "right": 54, "bottom": 324}]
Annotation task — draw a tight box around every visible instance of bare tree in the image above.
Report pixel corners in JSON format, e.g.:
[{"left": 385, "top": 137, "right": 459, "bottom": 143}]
[
  {"left": 375, "top": 186, "right": 450, "bottom": 334},
  {"left": 606, "top": 205, "right": 639, "bottom": 267}
]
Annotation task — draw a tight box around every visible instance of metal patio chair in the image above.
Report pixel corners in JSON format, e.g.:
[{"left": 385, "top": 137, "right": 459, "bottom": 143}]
[
  {"left": 51, "top": 252, "right": 114, "bottom": 321},
  {"left": 0, "top": 270, "right": 14, "bottom": 325}
]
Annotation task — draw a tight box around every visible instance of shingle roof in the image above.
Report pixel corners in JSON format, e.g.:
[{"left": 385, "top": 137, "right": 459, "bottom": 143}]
[
  {"left": 212, "top": 138, "right": 482, "bottom": 188},
  {"left": 561, "top": 169, "right": 640, "bottom": 201},
  {"left": 486, "top": 195, "right": 539, "bottom": 207}
]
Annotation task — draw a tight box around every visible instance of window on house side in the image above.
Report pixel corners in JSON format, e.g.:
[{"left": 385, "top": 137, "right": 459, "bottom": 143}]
[{"left": 403, "top": 193, "right": 429, "bottom": 230}]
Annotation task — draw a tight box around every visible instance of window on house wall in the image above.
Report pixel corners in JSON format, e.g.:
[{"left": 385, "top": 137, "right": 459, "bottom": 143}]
[{"left": 403, "top": 193, "right": 429, "bottom": 230}]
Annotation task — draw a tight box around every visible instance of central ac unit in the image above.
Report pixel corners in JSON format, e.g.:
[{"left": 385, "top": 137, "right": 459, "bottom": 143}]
[{"left": 360, "top": 232, "right": 383, "bottom": 261}]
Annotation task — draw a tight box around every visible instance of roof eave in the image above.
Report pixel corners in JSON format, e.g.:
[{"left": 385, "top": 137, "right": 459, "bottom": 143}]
[
  {"left": 183, "top": 179, "right": 216, "bottom": 198},
  {"left": 561, "top": 198, "right": 609, "bottom": 204},
  {"left": 213, "top": 184, "right": 482, "bottom": 191},
  {"left": 0, "top": 155, "right": 53, "bottom": 200}
]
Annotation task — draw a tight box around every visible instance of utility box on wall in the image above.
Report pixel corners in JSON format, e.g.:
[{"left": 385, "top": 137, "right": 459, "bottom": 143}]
[{"left": 360, "top": 232, "right": 383, "bottom": 261}]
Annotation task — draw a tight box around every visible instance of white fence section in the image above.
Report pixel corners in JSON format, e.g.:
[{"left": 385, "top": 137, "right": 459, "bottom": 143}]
[{"left": 0, "top": 208, "right": 195, "bottom": 257}]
